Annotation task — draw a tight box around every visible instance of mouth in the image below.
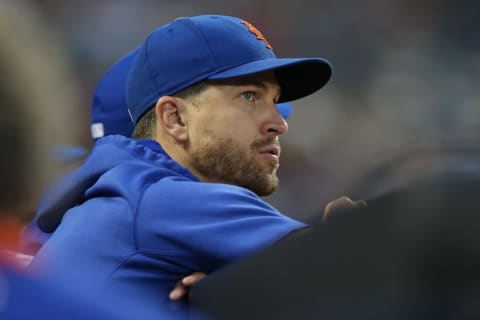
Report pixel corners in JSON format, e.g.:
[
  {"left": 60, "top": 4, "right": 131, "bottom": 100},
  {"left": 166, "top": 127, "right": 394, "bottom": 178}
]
[{"left": 258, "top": 145, "right": 281, "bottom": 162}]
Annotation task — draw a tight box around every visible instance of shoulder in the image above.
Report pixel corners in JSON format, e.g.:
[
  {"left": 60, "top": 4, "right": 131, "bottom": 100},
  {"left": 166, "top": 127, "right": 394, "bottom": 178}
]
[
  {"left": 137, "top": 179, "right": 307, "bottom": 235},
  {"left": 135, "top": 180, "right": 307, "bottom": 266},
  {"left": 141, "top": 179, "right": 278, "bottom": 215}
]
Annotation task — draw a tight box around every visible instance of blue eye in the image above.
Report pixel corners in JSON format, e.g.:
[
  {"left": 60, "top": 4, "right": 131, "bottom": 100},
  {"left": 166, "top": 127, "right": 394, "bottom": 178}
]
[{"left": 242, "top": 92, "right": 255, "bottom": 101}]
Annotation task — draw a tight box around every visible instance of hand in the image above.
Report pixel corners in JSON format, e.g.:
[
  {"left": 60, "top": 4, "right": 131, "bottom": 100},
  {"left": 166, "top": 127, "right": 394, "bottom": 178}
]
[
  {"left": 169, "top": 272, "right": 207, "bottom": 301},
  {"left": 0, "top": 250, "right": 34, "bottom": 267},
  {"left": 322, "top": 196, "right": 367, "bottom": 223}
]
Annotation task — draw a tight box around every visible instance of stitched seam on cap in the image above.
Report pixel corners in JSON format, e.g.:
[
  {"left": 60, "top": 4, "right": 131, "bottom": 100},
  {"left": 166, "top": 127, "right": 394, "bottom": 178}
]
[
  {"left": 190, "top": 17, "right": 219, "bottom": 72},
  {"left": 141, "top": 32, "right": 160, "bottom": 110}
]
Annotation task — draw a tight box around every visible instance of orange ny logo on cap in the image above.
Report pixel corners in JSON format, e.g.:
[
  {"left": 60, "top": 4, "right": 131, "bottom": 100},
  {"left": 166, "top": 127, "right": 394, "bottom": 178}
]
[{"left": 241, "top": 20, "right": 272, "bottom": 50}]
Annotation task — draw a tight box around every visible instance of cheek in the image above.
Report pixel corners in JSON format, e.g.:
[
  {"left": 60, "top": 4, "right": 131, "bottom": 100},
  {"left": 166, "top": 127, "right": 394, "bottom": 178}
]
[
  {"left": 193, "top": 112, "right": 259, "bottom": 147},
  {"left": 224, "top": 121, "right": 258, "bottom": 147},
  {"left": 224, "top": 113, "right": 258, "bottom": 133}
]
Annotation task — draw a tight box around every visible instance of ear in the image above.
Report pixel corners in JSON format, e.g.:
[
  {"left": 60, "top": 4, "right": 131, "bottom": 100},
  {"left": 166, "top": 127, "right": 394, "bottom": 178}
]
[{"left": 154, "top": 96, "right": 188, "bottom": 142}]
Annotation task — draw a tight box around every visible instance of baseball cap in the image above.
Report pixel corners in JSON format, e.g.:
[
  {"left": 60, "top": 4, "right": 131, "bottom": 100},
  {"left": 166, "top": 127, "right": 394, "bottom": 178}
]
[
  {"left": 51, "top": 51, "right": 138, "bottom": 164},
  {"left": 127, "top": 15, "right": 332, "bottom": 125},
  {"left": 90, "top": 50, "right": 136, "bottom": 139}
]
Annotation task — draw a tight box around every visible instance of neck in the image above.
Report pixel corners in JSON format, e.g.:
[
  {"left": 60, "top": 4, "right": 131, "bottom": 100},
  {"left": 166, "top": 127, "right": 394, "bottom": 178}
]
[{"left": 154, "top": 136, "right": 210, "bottom": 182}]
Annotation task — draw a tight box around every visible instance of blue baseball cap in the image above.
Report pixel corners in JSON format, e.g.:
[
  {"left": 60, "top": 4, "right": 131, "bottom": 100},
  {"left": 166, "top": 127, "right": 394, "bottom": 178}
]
[
  {"left": 90, "top": 50, "right": 136, "bottom": 139},
  {"left": 127, "top": 15, "right": 331, "bottom": 125}
]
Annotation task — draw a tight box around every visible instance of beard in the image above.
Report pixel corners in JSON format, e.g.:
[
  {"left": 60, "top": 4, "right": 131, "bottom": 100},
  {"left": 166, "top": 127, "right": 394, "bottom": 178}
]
[{"left": 190, "top": 136, "right": 280, "bottom": 196}]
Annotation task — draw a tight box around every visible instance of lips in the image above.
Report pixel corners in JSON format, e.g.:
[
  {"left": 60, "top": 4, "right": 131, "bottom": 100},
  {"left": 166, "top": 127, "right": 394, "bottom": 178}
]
[{"left": 258, "top": 145, "right": 280, "bottom": 158}]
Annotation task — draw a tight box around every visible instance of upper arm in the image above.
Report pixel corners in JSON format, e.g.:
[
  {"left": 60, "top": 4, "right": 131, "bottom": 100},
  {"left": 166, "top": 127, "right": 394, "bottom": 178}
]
[{"left": 135, "top": 179, "right": 307, "bottom": 270}]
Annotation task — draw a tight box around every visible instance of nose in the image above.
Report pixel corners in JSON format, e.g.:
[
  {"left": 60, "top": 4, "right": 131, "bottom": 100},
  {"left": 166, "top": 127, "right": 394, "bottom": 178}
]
[{"left": 263, "top": 104, "right": 288, "bottom": 136}]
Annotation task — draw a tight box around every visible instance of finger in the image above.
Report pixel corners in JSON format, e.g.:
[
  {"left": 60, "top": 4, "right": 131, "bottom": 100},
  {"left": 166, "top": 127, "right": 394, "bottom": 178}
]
[
  {"left": 169, "top": 286, "right": 187, "bottom": 301},
  {"left": 323, "top": 196, "right": 367, "bottom": 223},
  {"left": 352, "top": 199, "right": 367, "bottom": 208},
  {"left": 326, "top": 196, "right": 365, "bottom": 211},
  {"left": 182, "top": 272, "right": 206, "bottom": 286}
]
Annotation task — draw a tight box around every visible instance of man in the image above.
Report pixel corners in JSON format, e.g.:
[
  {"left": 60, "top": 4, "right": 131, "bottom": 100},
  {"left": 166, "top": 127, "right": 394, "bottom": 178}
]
[
  {"left": 22, "top": 48, "right": 294, "bottom": 256},
  {"left": 30, "top": 14, "right": 332, "bottom": 314}
]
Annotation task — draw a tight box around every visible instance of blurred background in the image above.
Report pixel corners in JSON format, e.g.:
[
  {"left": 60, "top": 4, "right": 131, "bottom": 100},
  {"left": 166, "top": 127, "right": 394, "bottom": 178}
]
[{"left": 8, "top": 0, "right": 480, "bottom": 223}]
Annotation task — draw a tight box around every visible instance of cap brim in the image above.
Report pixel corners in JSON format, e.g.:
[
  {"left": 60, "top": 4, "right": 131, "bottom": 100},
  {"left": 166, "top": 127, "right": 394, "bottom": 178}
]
[{"left": 208, "top": 58, "right": 332, "bottom": 102}]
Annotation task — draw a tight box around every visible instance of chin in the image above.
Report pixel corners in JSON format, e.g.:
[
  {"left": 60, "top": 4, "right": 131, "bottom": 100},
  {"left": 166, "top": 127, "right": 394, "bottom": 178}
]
[{"left": 254, "top": 176, "right": 279, "bottom": 197}]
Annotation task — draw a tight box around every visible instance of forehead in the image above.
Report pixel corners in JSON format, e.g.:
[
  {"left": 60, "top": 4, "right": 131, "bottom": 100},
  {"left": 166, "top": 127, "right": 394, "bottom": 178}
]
[{"left": 208, "top": 70, "right": 280, "bottom": 92}]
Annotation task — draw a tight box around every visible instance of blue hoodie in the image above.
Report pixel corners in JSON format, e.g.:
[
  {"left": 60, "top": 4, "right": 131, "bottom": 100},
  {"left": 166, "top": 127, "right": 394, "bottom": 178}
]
[{"left": 29, "top": 135, "right": 306, "bottom": 313}]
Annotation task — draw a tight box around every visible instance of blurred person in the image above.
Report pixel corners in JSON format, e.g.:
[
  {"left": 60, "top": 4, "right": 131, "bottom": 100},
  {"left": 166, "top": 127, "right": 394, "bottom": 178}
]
[
  {"left": 18, "top": 49, "right": 137, "bottom": 256},
  {"left": 0, "top": 1, "right": 164, "bottom": 318},
  {"left": 0, "top": 0, "right": 83, "bottom": 262}
]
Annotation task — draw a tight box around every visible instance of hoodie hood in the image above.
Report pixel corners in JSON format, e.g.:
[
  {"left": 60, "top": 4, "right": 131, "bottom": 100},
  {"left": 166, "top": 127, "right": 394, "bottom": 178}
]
[{"left": 36, "top": 135, "right": 196, "bottom": 233}]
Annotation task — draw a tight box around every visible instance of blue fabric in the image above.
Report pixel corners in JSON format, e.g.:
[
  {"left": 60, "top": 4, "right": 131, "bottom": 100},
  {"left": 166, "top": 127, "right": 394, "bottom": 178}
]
[
  {"left": 90, "top": 50, "right": 135, "bottom": 139},
  {"left": 29, "top": 135, "right": 307, "bottom": 312},
  {"left": 0, "top": 263, "right": 166, "bottom": 319},
  {"left": 127, "top": 15, "right": 331, "bottom": 124}
]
